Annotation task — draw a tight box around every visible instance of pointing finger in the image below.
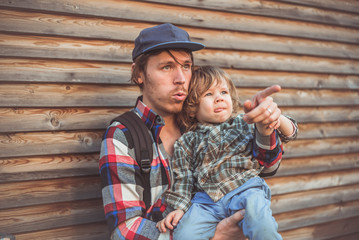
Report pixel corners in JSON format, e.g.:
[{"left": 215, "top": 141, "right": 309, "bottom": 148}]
[{"left": 258, "top": 85, "right": 281, "bottom": 99}]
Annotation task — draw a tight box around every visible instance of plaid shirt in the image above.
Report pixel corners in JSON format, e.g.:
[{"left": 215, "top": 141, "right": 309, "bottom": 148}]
[
  {"left": 165, "top": 114, "right": 297, "bottom": 212},
  {"left": 99, "top": 98, "right": 172, "bottom": 240}
]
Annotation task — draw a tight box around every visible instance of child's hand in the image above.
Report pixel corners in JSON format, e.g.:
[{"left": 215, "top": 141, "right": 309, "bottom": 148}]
[
  {"left": 243, "top": 85, "right": 282, "bottom": 135},
  {"left": 156, "top": 209, "right": 184, "bottom": 233}
]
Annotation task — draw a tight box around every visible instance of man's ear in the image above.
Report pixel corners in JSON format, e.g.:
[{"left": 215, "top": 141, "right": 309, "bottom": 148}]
[{"left": 131, "top": 63, "right": 143, "bottom": 84}]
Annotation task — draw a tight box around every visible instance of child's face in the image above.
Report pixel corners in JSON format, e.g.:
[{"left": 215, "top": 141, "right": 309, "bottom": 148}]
[{"left": 196, "top": 78, "right": 233, "bottom": 124}]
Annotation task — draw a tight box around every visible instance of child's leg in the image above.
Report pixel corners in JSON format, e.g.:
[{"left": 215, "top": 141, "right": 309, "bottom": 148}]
[
  {"left": 226, "top": 177, "right": 282, "bottom": 240},
  {"left": 173, "top": 192, "right": 225, "bottom": 240}
]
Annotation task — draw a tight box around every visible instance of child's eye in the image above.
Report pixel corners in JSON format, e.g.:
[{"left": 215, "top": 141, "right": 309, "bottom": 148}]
[
  {"left": 221, "top": 90, "right": 229, "bottom": 94},
  {"left": 204, "top": 92, "right": 212, "bottom": 97}
]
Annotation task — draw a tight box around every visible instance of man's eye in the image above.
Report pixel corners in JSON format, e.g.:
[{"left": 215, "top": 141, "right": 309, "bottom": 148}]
[
  {"left": 183, "top": 64, "right": 191, "bottom": 70},
  {"left": 163, "top": 65, "right": 171, "bottom": 70}
]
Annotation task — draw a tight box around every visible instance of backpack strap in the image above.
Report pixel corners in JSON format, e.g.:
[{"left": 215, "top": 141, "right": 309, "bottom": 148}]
[{"left": 111, "top": 111, "right": 153, "bottom": 211}]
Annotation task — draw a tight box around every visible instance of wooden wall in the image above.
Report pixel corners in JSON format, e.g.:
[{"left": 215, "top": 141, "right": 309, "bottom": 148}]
[{"left": 0, "top": 0, "right": 358, "bottom": 239}]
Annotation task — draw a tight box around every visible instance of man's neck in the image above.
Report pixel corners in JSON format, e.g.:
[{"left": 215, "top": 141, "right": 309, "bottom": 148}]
[{"left": 160, "top": 115, "right": 181, "bottom": 157}]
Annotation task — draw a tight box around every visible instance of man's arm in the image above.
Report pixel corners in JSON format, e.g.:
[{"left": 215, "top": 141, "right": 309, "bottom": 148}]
[{"left": 99, "top": 123, "right": 160, "bottom": 240}]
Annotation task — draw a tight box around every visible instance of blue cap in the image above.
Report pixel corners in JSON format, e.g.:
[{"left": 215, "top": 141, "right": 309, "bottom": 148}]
[{"left": 132, "top": 23, "right": 205, "bottom": 60}]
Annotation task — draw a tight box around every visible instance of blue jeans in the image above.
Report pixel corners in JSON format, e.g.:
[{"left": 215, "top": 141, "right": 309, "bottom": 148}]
[{"left": 173, "top": 177, "right": 282, "bottom": 240}]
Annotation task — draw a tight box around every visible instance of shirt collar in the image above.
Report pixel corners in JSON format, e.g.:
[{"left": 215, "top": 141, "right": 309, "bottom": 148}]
[{"left": 134, "top": 96, "right": 165, "bottom": 141}]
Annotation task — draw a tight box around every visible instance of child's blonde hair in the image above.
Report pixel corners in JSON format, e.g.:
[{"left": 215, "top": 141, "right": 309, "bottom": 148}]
[{"left": 180, "top": 65, "right": 240, "bottom": 132}]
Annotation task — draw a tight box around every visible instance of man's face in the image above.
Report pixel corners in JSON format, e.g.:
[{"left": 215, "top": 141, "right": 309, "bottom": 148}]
[{"left": 139, "top": 50, "right": 193, "bottom": 117}]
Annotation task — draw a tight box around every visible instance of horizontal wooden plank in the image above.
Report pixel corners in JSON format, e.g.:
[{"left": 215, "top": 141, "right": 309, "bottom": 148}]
[
  {"left": 296, "top": 122, "right": 359, "bottom": 139},
  {"left": 0, "top": 154, "right": 99, "bottom": 183},
  {"left": 0, "top": 33, "right": 132, "bottom": 62},
  {"left": 328, "top": 231, "right": 359, "bottom": 240},
  {"left": 2, "top": 58, "right": 359, "bottom": 89},
  {"left": 281, "top": 106, "right": 359, "bottom": 123},
  {"left": 143, "top": 0, "right": 359, "bottom": 28},
  {"left": 284, "top": 137, "right": 359, "bottom": 158},
  {"left": 1, "top": 10, "right": 359, "bottom": 59},
  {"left": 1, "top": 83, "right": 358, "bottom": 107},
  {"left": 0, "top": 176, "right": 101, "bottom": 209},
  {"left": 0, "top": 83, "right": 139, "bottom": 107},
  {"left": 276, "top": 199, "right": 359, "bottom": 231},
  {"left": 238, "top": 88, "right": 359, "bottom": 107},
  {"left": 0, "top": 107, "right": 128, "bottom": 132},
  {"left": 0, "top": 58, "right": 132, "bottom": 85},
  {"left": 277, "top": 153, "right": 359, "bottom": 177},
  {"left": 0, "top": 131, "right": 103, "bottom": 158},
  {"left": 271, "top": 183, "right": 359, "bottom": 214},
  {"left": 1, "top": 33, "right": 359, "bottom": 73},
  {"left": 1, "top": 107, "right": 358, "bottom": 135},
  {"left": 1, "top": 0, "right": 358, "bottom": 43},
  {"left": 15, "top": 222, "right": 109, "bottom": 240},
  {"left": 278, "top": 0, "right": 359, "bottom": 15},
  {"left": 267, "top": 168, "right": 359, "bottom": 195},
  {"left": 280, "top": 216, "right": 359, "bottom": 240},
  {"left": 227, "top": 70, "right": 359, "bottom": 90},
  {"left": 197, "top": 49, "right": 359, "bottom": 74},
  {"left": 0, "top": 199, "right": 105, "bottom": 234},
  {"left": 0, "top": 130, "right": 358, "bottom": 158}
]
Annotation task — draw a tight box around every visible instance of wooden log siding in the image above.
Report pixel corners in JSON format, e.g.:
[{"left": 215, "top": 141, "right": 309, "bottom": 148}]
[{"left": 0, "top": 0, "right": 358, "bottom": 239}]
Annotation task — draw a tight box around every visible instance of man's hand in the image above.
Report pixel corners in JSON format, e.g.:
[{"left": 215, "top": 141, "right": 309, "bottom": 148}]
[
  {"left": 211, "top": 210, "right": 247, "bottom": 240},
  {"left": 243, "top": 85, "right": 282, "bottom": 135},
  {"left": 156, "top": 209, "right": 184, "bottom": 233}
]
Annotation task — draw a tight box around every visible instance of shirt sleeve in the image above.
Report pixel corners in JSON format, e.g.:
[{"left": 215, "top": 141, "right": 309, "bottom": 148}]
[
  {"left": 253, "top": 127, "right": 283, "bottom": 175},
  {"left": 99, "top": 123, "right": 164, "bottom": 240},
  {"left": 278, "top": 115, "right": 299, "bottom": 143},
  {"left": 164, "top": 136, "right": 194, "bottom": 213}
]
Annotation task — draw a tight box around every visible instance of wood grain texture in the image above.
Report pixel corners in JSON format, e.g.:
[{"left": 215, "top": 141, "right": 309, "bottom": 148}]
[
  {"left": 1, "top": 33, "right": 359, "bottom": 73},
  {"left": 3, "top": 58, "right": 359, "bottom": 90},
  {"left": 0, "top": 199, "right": 105, "bottom": 234},
  {"left": 0, "top": 58, "right": 132, "bottom": 84},
  {"left": 271, "top": 183, "right": 359, "bottom": 214},
  {"left": 0, "top": 83, "right": 139, "bottom": 107},
  {"left": 0, "top": 107, "right": 128, "bottom": 132},
  {"left": 277, "top": 153, "right": 359, "bottom": 176},
  {"left": 15, "top": 222, "right": 109, "bottom": 240},
  {"left": 1, "top": 9, "right": 359, "bottom": 59},
  {"left": 278, "top": 0, "right": 359, "bottom": 14},
  {"left": 0, "top": 176, "right": 102, "bottom": 209},
  {"left": 280, "top": 216, "right": 359, "bottom": 240},
  {"left": 1, "top": 83, "right": 357, "bottom": 107},
  {"left": 267, "top": 168, "right": 359, "bottom": 195},
  {"left": 0, "top": 154, "right": 100, "bottom": 182},
  {"left": 1, "top": 0, "right": 358, "bottom": 43},
  {"left": 275, "top": 199, "right": 359, "bottom": 231},
  {"left": 0, "top": 131, "right": 103, "bottom": 158},
  {"left": 142, "top": 0, "right": 359, "bottom": 28},
  {"left": 0, "top": 0, "right": 358, "bottom": 238},
  {"left": 1, "top": 107, "right": 358, "bottom": 133}
]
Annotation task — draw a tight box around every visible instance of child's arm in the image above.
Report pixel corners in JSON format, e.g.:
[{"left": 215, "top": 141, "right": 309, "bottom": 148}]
[{"left": 156, "top": 209, "right": 184, "bottom": 233}]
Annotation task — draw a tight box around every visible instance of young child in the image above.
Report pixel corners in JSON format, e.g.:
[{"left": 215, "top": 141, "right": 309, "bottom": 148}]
[{"left": 156, "top": 66, "right": 298, "bottom": 240}]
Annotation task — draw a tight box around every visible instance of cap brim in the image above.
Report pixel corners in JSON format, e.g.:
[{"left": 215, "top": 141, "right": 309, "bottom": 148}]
[{"left": 142, "top": 41, "right": 205, "bottom": 55}]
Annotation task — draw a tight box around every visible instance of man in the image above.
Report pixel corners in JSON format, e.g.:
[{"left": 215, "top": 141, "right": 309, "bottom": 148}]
[{"left": 99, "top": 23, "right": 283, "bottom": 240}]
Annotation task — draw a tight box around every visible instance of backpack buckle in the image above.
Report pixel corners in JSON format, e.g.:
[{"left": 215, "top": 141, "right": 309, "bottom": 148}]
[{"left": 141, "top": 159, "right": 151, "bottom": 174}]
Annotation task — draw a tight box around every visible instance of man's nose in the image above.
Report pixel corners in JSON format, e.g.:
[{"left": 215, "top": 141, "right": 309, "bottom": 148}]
[{"left": 174, "top": 67, "right": 186, "bottom": 84}]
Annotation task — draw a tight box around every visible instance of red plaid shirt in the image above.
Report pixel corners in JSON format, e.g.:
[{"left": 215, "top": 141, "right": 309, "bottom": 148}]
[{"left": 99, "top": 97, "right": 172, "bottom": 240}]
